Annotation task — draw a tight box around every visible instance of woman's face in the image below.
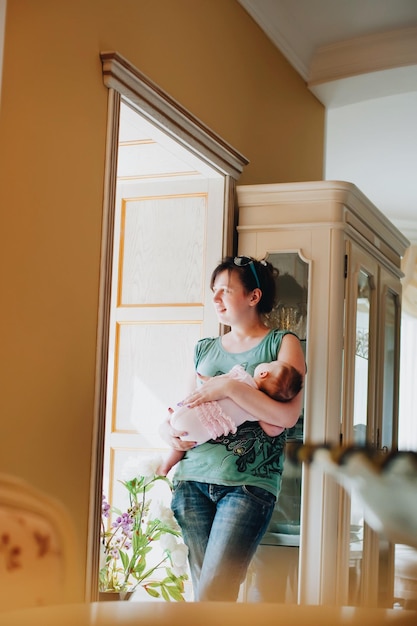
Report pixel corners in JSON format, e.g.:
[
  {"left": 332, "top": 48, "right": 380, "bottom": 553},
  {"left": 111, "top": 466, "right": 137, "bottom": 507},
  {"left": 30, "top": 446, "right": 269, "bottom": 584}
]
[{"left": 211, "top": 269, "right": 255, "bottom": 326}]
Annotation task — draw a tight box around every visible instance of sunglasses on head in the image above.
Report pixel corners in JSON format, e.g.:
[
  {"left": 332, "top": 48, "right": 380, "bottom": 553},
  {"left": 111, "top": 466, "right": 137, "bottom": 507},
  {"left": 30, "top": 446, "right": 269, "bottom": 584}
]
[{"left": 233, "top": 256, "right": 266, "bottom": 289}]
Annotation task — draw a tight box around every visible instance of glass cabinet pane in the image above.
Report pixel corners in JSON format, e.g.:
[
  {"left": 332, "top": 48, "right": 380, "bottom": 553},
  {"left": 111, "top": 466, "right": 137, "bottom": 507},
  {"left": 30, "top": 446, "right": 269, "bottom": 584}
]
[
  {"left": 378, "top": 288, "right": 400, "bottom": 606},
  {"left": 381, "top": 290, "right": 398, "bottom": 451},
  {"left": 353, "top": 269, "right": 371, "bottom": 443},
  {"left": 349, "top": 268, "right": 372, "bottom": 605},
  {"left": 346, "top": 255, "right": 398, "bottom": 608}
]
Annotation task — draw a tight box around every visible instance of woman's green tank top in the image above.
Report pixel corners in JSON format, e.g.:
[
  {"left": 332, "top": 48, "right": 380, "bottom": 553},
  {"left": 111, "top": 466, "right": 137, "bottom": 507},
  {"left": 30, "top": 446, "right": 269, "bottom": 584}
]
[{"left": 173, "top": 329, "right": 295, "bottom": 496}]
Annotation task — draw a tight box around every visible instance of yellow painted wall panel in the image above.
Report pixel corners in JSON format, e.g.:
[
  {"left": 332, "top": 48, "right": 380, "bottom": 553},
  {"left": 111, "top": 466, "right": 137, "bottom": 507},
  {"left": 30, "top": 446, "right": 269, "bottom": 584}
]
[{"left": 0, "top": 0, "right": 324, "bottom": 599}]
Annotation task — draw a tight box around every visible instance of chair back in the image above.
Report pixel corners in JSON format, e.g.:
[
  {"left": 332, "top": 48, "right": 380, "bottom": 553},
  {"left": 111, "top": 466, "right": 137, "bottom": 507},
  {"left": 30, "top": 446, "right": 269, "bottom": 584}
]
[{"left": 0, "top": 474, "right": 80, "bottom": 611}]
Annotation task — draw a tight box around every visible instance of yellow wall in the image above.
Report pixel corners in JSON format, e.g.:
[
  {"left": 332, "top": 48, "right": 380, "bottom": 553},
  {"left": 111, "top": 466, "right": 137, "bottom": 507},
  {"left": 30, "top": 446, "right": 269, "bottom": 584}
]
[{"left": 0, "top": 0, "right": 324, "bottom": 598}]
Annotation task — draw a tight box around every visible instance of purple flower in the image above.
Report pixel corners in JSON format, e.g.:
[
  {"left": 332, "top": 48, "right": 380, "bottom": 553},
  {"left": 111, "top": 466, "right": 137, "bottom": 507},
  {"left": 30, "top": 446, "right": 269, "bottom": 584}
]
[
  {"left": 102, "top": 494, "right": 111, "bottom": 518},
  {"left": 112, "top": 512, "right": 134, "bottom": 537},
  {"left": 99, "top": 474, "right": 189, "bottom": 597}
]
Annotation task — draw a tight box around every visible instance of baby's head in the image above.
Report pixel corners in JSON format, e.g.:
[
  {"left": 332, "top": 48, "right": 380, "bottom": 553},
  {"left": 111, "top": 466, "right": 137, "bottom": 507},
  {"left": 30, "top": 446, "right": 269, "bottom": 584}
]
[{"left": 253, "top": 360, "right": 303, "bottom": 402}]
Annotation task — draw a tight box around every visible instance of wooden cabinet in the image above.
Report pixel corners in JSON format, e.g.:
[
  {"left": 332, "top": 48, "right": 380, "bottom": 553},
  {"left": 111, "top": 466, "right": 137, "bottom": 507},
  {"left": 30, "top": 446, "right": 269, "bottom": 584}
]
[{"left": 236, "top": 181, "right": 409, "bottom": 607}]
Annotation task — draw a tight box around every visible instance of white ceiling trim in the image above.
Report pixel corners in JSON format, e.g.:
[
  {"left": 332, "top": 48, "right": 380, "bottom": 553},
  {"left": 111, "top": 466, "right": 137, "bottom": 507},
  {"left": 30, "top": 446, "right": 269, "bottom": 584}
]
[
  {"left": 309, "top": 26, "right": 417, "bottom": 85},
  {"left": 237, "top": 0, "right": 417, "bottom": 240},
  {"left": 238, "top": 1, "right": 417, "bottom": 108}
]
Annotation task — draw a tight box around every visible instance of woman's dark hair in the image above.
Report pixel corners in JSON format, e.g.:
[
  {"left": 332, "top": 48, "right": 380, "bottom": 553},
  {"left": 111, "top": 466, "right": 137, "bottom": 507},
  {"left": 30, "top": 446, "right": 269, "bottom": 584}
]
[{"left": 210, "top": 256, "right": 278, "bottom": 314}]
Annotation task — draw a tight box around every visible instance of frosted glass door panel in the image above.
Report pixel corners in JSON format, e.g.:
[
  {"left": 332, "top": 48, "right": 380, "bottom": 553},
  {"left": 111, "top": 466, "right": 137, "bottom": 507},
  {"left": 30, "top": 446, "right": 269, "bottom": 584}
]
[
  {"left": 113, "top": 322, "right": 201, "bottom": 434},
  {"left": 119, "top": 193, "right": 206, "bottom": 305}
]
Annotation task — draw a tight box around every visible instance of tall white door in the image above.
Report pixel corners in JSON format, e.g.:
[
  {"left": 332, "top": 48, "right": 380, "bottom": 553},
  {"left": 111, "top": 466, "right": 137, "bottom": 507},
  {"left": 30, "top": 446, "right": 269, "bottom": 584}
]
[{"left": 102, "top": 101, "right": 225, "bottom": 522}]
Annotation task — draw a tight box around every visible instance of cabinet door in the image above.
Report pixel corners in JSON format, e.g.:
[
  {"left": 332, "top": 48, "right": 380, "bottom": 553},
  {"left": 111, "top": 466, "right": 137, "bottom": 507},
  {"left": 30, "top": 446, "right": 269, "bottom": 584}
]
[
  {"left": 342, "top": 240, "right": 387, "bottom": 607},
  {"left": 237, "top": 227, "right": 346, "bottom": 605},
  {"left": 238, "top": 249, "right": 309, "bottom": 604},
  {"left": 375, "top": 268, "right": 401, "bottom": 607}
]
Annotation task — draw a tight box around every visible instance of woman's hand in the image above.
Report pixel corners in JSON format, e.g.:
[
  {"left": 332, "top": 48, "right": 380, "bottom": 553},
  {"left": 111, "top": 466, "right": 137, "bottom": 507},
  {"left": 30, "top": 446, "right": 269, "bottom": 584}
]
[
  {"left": 158, "top": 408, "right": 196, "bottom": 451},
  {"left": 182, "top": 374, "right": 233, "bottom": 408}
]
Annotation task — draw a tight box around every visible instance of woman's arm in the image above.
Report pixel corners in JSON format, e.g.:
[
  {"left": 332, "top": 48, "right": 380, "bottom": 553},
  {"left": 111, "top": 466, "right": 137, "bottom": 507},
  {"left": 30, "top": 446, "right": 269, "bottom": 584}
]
[
  {"left": 258, "top": 421, "right": 285, "bottom": 436},
  {"left": 183, "top": 334, "right": 306, "bottom": 429}
]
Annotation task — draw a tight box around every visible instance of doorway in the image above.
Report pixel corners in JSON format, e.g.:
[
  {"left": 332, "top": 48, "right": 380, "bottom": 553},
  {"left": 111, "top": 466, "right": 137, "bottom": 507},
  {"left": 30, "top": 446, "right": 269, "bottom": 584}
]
[
  {"left": 102, "top": 98, "right": 226, "bottom": 601},
  {"left": 88, "top": 52, "right": 248, "bottom": 600}
]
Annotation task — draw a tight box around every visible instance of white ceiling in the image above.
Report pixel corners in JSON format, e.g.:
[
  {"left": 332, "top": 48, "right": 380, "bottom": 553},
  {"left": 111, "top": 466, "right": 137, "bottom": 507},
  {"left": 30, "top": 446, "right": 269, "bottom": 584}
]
[{"left": 237, "top": 0, "right": 417, "bottom": 244}]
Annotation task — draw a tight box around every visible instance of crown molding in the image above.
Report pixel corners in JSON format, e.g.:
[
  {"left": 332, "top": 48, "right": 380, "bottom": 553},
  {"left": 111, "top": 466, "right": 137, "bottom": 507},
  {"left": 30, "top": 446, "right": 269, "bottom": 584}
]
[{"left": 309, "top": 26, "right": 417, "bottom": 85}]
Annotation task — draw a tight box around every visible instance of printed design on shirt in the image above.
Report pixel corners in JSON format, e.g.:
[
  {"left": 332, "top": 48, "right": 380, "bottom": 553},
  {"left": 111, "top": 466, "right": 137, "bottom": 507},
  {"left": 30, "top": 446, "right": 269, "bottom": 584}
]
[
  {"left": 212, "top": 362, "right": 248, "bottom": 378},
  {"left": 211, "top": 422, "right": 287, "bottom": 478}
]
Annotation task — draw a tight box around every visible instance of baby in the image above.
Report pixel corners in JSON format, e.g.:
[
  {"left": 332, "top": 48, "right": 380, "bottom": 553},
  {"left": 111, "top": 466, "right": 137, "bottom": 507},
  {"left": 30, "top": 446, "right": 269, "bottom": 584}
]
[{"left": 158, "top": 360, "right": 303, "bottom": 476}]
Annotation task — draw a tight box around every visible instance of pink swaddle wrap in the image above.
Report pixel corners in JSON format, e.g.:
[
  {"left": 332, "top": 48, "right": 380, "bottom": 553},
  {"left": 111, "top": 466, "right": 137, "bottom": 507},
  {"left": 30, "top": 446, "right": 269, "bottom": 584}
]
[{"left": 171, "top": 365, "right": 258, "bottom": 442}]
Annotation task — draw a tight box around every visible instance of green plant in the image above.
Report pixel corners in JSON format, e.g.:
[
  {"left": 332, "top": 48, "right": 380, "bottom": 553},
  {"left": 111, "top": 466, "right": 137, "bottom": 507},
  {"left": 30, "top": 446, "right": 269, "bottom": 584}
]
[{"left": 100, "top": 456, "right": 188, "bottom": 601}]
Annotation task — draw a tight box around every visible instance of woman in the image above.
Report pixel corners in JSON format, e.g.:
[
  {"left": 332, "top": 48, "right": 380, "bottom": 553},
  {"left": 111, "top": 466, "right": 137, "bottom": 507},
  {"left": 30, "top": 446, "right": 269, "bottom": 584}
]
[{"left": 159, "top": 256, "right": 305, "bottom": 601}]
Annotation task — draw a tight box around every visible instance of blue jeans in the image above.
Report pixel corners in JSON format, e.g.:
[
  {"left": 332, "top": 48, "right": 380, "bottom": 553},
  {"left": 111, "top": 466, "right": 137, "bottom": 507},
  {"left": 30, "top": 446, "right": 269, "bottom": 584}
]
[{"left": 171, "top": 481, "right": 276, "bottom": 601}]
